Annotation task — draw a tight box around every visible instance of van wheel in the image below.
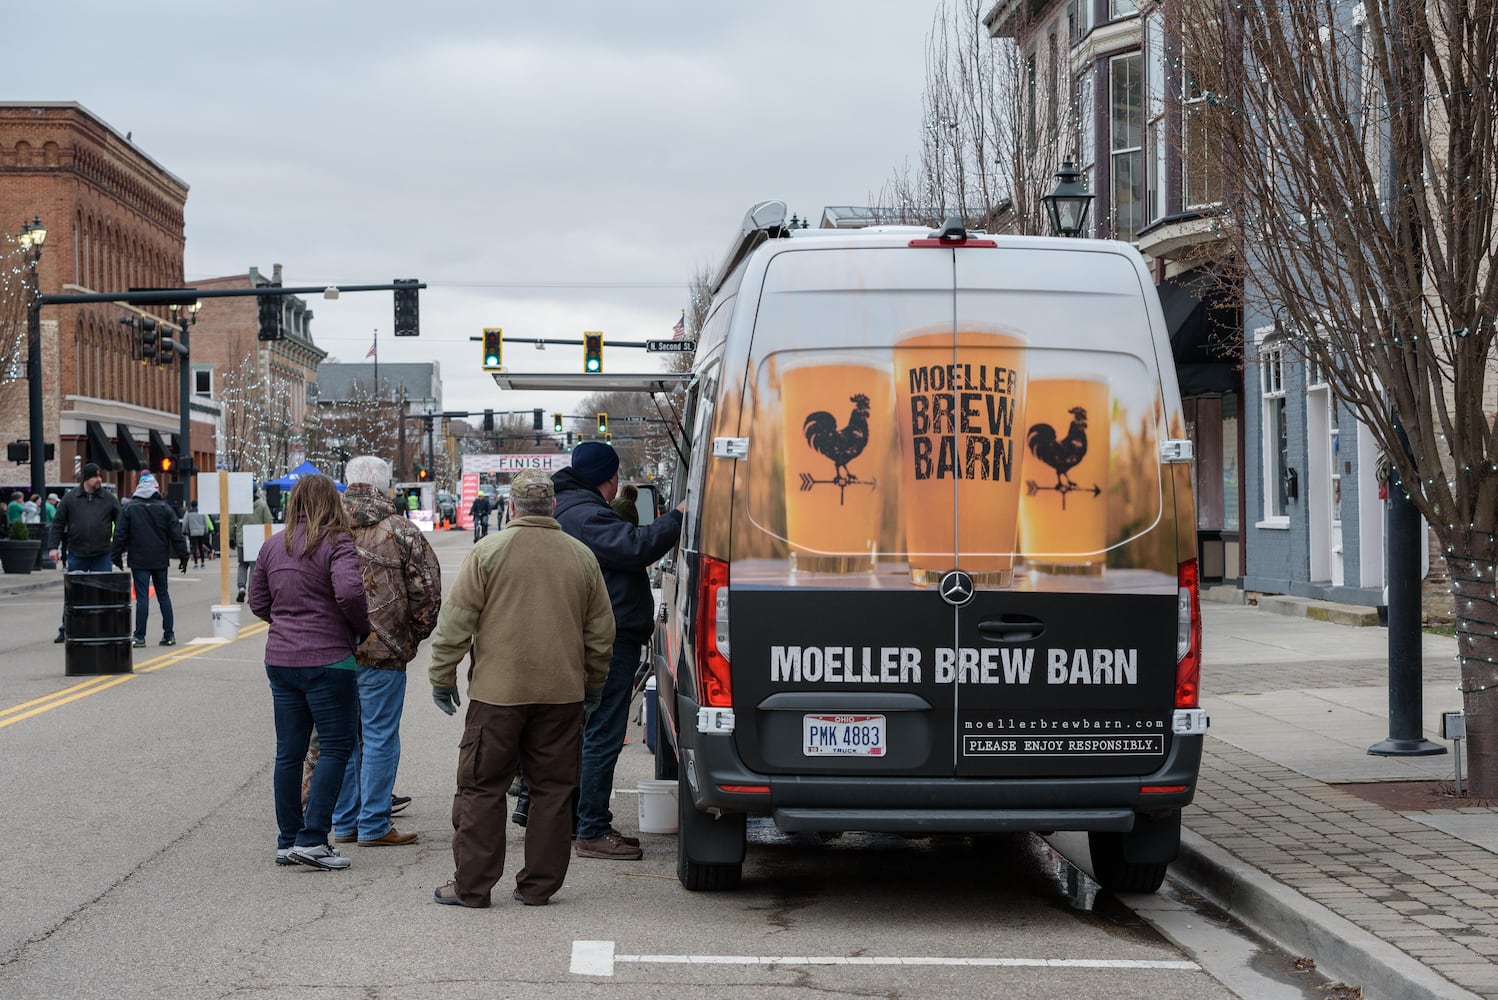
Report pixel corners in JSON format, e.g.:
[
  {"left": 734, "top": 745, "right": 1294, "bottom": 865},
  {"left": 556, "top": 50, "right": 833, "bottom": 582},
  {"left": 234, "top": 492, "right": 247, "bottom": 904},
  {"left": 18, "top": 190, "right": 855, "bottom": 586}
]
[
  {"left": 654, "top": 706, "right": 679, "bottom": 781},
  {"left": 1087, "top": 813, "right": 1179, "bottom": 895},
  {"left": 676, "top": 769, "right": 745, "bottom": 891}
]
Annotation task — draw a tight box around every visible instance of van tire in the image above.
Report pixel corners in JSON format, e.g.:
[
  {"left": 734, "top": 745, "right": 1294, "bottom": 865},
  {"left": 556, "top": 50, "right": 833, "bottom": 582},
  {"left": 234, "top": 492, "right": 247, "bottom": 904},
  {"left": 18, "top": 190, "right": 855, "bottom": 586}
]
[
  {"left": 655, "top": 707, "right": 679, "bottom": 781},
  {"left": 1087, "top": 812, "right": 1179, "bottom": 894},
  {"left": 676, "top": 769, "right": 745, "bottom": 891}
]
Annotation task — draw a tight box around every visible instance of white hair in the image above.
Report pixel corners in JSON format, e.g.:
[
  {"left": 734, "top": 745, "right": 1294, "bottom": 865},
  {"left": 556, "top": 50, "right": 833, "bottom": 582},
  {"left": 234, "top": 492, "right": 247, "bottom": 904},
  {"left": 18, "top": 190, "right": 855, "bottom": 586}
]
[{"left": 343, "top": 455, "right": 392, "bottom": 492}]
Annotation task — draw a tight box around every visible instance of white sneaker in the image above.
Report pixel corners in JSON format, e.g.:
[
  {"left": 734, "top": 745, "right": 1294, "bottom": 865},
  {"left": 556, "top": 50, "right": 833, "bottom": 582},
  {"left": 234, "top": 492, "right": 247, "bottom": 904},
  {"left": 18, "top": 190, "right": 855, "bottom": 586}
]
[{"left": 288, "top": 843, "right": 350, "bottom": 870}]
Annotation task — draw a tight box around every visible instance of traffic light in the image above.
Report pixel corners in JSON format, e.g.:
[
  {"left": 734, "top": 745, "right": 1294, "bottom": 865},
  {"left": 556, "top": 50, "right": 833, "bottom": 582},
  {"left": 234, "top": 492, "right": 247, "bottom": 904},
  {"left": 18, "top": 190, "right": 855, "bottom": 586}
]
[
  {"left": 159, "top": 454, "right": 174, "bottom": 475},
  {"left": 158, "top": 334, "right": 175, "bottom": 366},
  {"left": 596, "top": 412, "right": 608, "bottom": 435},
  {"left": 552, "top": 412, "right": 563, "bottom": 433},
  {"left": 140, "top": 319, "right": 159, "bottom": 362},
  {"left": 393, "top": 279, "right": 420, "bottom": 336},
  {"left": 533, "top": 408, "right": 544, "bottom": 431},
  {"left": 482, "top": 328, "right": 502, "bottom": 370},
  {"left": 482, "top": 409, "right": 494, "bottom": 432},
  {"left": 257, "top": 294, "right": 282, "bottom": 341},
  {"left": 415, "top": 464, "right": 429, "bottom": 481},
  {"left": 583, "top": 331, "right": 603, "bottom": 373}
]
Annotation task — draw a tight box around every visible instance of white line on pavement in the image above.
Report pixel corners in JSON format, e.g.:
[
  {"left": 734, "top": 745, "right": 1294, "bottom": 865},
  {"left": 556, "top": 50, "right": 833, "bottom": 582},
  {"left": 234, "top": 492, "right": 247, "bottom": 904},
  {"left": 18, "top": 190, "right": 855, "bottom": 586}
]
[{"left": 569, "top": 940, "right": 1199, "bottom": 978}]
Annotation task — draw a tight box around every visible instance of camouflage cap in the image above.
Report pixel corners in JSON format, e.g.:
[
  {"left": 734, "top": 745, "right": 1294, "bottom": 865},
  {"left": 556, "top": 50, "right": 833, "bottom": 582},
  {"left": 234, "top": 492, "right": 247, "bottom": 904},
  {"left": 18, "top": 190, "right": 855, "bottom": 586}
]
[{"left": 509, "top": 469, "right": 555, "bottom": 500}]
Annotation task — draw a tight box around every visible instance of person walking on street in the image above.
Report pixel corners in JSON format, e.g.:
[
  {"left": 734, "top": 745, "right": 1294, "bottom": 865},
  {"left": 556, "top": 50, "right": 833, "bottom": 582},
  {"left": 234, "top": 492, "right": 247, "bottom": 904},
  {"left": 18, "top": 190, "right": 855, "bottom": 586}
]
[
  {"left": 230, "top": 487, "right": 274, "bottom": 603},
  {"left": 331, "top": 456, "right": 443, "bottom": 848},
  {"left": 470, "top": 492, "right": 492, "bottom": 542},
  {"left": 22, "top": 493, "right": 42, "bottom": 530},
  {"left": 7, "top": 491, "right": 23, "bottom": 529},
  {"left": 427, "top": 469, "right": 613, "bottom": 908},
  {"left": 249, "top": 474, "right": 371, "bottom": 872},
  {"left": 552, "top": 442, "right": 684, "bottom": 862},
  {"left": 112, "top": 473, "right": 190, "bottom": 647},
  {"left": 183, "top": 501, "right": 211, "bottom": 569},
  {"left": 49, "top": 463, "right": 122, "bottom": 643}
]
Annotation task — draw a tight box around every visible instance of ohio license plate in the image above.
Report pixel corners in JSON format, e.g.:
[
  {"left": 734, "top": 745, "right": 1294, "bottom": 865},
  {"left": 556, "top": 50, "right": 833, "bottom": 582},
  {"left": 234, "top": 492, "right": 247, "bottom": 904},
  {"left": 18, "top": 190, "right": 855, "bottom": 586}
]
[{"left": 803, "top": 714, "right": 886, "bottom": 756}]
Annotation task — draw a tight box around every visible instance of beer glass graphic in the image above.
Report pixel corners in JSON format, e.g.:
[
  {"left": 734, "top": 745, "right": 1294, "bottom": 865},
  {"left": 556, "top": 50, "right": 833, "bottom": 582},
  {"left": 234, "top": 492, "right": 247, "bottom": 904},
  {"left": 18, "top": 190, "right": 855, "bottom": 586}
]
[
  {"left": 1018, "top": 376, "right": 1110, "bottom": 575},
  {"left": 779, "top": 357, "right": 896, "bottom": 575},
  {"left": 894, "top": 329, "right": 1026, "bottom": 587}
]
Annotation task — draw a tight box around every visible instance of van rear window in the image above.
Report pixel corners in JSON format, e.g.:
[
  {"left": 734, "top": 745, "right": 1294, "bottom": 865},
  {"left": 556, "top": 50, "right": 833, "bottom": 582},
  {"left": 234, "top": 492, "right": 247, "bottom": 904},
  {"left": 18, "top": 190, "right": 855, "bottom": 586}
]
[{"left": 732, "top": 248, "right": 1172, "bottom": 592}]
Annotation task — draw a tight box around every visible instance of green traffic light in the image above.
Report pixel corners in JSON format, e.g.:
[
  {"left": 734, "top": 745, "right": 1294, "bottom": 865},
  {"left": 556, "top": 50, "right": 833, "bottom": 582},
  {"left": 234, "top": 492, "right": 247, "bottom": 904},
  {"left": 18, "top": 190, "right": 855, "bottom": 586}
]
[
  {"left": 485, "top": 353, "right": 499, "bottom": 367},
  {"left": 586, "top": 358, "right": 600, "bottom": 372}
]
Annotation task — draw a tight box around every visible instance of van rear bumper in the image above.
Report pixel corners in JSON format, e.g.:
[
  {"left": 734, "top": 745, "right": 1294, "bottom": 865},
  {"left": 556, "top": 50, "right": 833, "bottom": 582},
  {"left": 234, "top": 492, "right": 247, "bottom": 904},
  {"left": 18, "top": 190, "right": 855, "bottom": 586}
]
[{"left": 682, "top": 731, "right": 1202, "bottom": 835}]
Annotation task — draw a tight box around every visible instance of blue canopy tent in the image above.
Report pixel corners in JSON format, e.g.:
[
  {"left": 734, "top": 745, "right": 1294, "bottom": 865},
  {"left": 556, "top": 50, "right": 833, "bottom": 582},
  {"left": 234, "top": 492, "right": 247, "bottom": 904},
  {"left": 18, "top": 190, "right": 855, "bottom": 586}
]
[{"left": 263, "top": 461, "right": 345, "bottom": 493}]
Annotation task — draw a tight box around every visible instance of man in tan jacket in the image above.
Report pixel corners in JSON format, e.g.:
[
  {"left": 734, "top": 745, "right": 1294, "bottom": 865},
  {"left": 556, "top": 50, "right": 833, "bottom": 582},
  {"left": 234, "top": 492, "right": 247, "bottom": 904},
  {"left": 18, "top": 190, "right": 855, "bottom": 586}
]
[{"left": 427, "top": 469, "right": 613, "bottom": 908}]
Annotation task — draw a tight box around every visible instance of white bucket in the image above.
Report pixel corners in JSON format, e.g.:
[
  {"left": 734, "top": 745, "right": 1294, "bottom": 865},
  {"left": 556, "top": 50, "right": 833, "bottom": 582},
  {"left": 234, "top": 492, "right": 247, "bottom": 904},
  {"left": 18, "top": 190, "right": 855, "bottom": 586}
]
[
  {"left": 210, "top": 604, "right": 241, "bottom": 641},
  {"left": 637, "top": 778, "right": 679, "bottom": 834}
]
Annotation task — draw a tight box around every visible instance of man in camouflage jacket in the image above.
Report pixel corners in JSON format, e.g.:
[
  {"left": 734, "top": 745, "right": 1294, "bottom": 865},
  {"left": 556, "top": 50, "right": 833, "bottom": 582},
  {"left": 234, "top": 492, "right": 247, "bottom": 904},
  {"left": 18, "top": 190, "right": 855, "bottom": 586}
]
[{"left": 331, "top": 456, "right": 443, "bottom": 846}]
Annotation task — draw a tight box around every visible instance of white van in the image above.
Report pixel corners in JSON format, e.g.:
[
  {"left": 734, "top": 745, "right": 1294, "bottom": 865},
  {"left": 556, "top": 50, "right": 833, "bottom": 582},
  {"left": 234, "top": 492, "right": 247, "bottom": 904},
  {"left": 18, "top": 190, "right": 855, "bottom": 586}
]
[{"left": 652, "top": 202, "right": 1206, "bottom": 894}]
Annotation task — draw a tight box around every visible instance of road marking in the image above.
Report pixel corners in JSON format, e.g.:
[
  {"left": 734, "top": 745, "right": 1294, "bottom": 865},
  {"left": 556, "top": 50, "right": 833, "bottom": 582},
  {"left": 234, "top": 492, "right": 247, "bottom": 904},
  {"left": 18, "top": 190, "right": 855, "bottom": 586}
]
[
  {"left": 569, "top": 941, "right": 1199, "bottom": 977},
  {"left": 0, "top": 635, "right": 248, "bottom": 730}
]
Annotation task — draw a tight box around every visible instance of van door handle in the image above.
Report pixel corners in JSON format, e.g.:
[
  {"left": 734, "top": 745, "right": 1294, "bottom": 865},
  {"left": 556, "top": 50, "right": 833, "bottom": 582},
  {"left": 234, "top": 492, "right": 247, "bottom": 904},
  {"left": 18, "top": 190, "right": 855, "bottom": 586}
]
[{"left": 976, "top": 617, "right": 1044, "bottom": 643}]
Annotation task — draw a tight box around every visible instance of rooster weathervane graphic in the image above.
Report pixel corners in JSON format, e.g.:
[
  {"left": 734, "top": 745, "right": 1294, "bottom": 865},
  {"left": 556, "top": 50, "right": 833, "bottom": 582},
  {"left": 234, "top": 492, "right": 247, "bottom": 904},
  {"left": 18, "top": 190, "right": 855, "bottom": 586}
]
[
  {"left": 801, "top": 393, "right": 877, "bottom": 505},
  {"left": 1025, "top": 405, "right": 1102, "bottom": 509}
]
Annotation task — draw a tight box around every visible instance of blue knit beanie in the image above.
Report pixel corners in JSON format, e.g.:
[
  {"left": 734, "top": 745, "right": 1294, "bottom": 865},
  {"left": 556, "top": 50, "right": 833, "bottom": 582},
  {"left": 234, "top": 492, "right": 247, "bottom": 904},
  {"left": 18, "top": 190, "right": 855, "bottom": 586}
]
[{"left": 570, "top": 442, "right": 620, "bottom": 486}]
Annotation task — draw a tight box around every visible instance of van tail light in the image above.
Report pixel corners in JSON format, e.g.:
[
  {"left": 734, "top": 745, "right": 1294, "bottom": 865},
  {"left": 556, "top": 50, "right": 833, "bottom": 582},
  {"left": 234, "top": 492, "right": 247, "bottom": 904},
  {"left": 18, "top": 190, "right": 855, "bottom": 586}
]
[
  {"left": 1176, "top": 559, "right": 1202, "bottom": 709},
  {"left": 694, "top": 555, "right": 732, "bottom": 708}
]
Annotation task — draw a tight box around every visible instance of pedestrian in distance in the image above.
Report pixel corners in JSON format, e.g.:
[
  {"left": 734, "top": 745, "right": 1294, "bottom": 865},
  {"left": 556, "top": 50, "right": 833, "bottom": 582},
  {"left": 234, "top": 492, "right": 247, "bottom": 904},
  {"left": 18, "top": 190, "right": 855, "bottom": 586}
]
[
  {"left": 183, "top": 501, "right": 211, "bottom": 570},
  {"left": 49, "top": 463, "right": 122, "bottom": 643},
  {"left": 249, "top": 474, "right": 371, "bottom": 872},
  {"left": 112, "top": 473, "right": 190, "bottom": 647},
  {"left": 6, "top": 491, "right": 23, "bottom": 528},
  {"left": 22, "top": 493, "right": 42, "bottom": 529},
  {"left": 230, "top": 487, "right": 274, "bottom": 603},
  {"left": 331, "top": 456, "right": 443, "bottom": 848},
  {"left": 470, "top": 492, "right": 492, "bottom": 542},
  {"left": 552, "top": 441, "right": 685, "bottom": 861},
  {"left": 427, "top": 469, "right": 613, "bottom": 907},
  {"left": 610, "top": 483, "right": 640, "bottom": 527}
]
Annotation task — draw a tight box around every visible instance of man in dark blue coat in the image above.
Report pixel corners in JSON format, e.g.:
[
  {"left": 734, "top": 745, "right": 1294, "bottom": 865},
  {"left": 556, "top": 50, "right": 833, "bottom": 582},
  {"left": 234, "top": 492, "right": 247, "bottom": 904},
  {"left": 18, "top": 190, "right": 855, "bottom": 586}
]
[
  {"left": 112, "top": 473, "right": 190, "bottom": 647},
  {"left": 552, "top": 442, "right": 683, "bottom": 861}
]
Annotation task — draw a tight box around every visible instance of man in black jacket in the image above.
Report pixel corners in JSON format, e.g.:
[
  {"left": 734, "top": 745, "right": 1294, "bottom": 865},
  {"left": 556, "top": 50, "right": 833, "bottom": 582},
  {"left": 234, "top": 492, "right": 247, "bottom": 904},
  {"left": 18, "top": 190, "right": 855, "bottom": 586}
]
[
  {"left": 112, "top": 473, "right": 189, "bottom": 647},
  {"left": 552, "top": 442, "right": 684, "bottom": 861},
  {"left": 470, "top": 492, "right": 492, "bottom": 542},
  {"left": 49, "top": 463, "right": 122, "bottom": 643}
]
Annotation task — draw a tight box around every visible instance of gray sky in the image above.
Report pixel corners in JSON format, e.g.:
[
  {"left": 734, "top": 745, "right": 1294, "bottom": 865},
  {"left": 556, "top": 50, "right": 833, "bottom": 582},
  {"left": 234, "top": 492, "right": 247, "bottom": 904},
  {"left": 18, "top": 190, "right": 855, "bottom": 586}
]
[{"left": 16, "top": 1, "right": 946, "bottom": 417}]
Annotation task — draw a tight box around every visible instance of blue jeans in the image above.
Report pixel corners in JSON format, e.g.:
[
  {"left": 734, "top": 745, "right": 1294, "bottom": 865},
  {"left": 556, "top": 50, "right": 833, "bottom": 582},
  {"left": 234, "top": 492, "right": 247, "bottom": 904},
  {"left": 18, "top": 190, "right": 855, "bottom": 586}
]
[
  {"left": 60, "top": 554, "right": 115, "bottom": 633},
  {"left": 131, "top": 567, "right": 174, "bottom": 641},
  {"left": 576, "top": 640, "right": 642, "bottom": 840},
  {"left": 333, "top": 667, "right": 407, "bottom": 840},
  {"left": 266, "top": 665, "right": 357, "bottom": 849}
]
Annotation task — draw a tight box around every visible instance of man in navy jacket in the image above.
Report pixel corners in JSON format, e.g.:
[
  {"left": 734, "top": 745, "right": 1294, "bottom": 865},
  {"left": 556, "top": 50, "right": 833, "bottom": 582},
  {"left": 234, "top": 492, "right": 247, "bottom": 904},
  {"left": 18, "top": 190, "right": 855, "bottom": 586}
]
[
  {"left": 112, "top": 474, "right": 190, "bottom": 647},
  {"left": 552, "top": 442, "right": 683, "bottom": 860}
]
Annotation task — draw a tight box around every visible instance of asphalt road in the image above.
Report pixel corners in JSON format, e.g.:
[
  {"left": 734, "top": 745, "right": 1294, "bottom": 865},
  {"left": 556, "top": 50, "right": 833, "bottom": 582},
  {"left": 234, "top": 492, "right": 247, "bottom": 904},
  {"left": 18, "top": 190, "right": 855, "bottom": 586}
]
[{"left": 0, "top": 531, "right": 1323, "bottom": 999}]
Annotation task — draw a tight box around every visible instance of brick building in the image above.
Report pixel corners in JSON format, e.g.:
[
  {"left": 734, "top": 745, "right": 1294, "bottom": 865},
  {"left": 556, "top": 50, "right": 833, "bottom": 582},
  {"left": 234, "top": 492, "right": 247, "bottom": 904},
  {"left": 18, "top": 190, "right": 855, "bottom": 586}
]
[
  {"left": 190, "top": 264, "right": 326, "bottom": 479},
  {"left": 0, "top": 101, "right": 215, "bottom": 497}
]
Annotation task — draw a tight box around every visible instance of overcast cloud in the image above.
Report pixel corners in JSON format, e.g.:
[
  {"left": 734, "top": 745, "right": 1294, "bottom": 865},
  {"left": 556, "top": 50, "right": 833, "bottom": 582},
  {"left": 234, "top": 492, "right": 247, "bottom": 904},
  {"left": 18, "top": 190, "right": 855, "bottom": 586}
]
[{"left": 15, "top": 2, "right": 944, "bottom": 415}]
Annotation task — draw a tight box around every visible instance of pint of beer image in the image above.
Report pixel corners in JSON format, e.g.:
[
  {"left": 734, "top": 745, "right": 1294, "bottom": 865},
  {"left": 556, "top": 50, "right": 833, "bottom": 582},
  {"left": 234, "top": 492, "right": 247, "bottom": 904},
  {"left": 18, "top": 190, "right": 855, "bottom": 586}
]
[
  {"left": 893, "top": 329, "right": 1026, "bottom": 587},
  {"left": 1018, "top": 376, "right": 1110, "bottom": 575},
  {"left": 779, "top": 358, "right": 898, "bottom": 574}
]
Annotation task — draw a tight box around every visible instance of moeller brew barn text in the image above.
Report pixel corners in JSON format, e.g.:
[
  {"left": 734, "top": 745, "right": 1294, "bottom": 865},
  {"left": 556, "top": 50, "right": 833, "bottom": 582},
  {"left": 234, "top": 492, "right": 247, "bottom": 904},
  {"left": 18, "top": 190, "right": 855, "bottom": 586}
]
[{"left": 770, "top": 645, "right": 1139, "bottom": 686}]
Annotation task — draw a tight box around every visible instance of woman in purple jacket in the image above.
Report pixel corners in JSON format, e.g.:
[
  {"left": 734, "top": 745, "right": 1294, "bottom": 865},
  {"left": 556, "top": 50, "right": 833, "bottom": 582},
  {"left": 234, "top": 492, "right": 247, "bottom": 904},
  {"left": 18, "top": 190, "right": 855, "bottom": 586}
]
[{"left": 249, "top": 475, "right": 371, "bottom": 870}]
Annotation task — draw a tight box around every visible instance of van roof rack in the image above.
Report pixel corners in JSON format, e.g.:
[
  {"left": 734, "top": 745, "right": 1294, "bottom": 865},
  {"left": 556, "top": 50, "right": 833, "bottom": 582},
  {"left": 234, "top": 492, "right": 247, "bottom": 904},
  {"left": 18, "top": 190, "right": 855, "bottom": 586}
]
[{"left": 710, "top": 200, "right": 792, "bottom": 295}]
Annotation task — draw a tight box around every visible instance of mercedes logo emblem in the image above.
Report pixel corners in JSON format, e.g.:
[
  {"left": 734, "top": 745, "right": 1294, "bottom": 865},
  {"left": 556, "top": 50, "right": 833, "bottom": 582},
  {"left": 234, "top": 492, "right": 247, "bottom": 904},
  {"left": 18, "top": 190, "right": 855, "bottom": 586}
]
[{"left": 938, "top": 570, "right": 975, "bottom": 607}]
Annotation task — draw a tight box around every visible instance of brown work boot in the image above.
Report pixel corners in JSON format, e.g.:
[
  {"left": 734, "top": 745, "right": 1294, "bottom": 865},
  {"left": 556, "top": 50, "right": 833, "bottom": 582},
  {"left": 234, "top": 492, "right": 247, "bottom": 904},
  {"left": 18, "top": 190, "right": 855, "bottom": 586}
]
[
  {"left": 358, "top": 827, "right": 419, "bottom": 846},
  {"left": 575, "top": 831, "right": 643, "bottom": 860}
]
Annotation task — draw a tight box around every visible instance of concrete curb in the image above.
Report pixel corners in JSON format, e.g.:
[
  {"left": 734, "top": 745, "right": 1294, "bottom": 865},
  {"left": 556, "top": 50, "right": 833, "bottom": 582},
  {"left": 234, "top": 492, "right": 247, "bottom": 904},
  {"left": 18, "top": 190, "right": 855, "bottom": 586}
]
[
  {"left": 1173, "top": 828, "right": 1482, "bottom": 1000},
  {"left": 0, "top": 573, "right": 64, "bottom": 597}
]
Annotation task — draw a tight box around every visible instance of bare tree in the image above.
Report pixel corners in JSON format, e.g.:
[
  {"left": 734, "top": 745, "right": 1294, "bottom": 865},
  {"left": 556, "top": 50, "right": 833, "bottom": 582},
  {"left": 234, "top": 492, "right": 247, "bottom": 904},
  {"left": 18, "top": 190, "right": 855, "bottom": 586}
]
[
  {"left": 876, "top": 0, "right": 1069, "bottom": 233},
  {"left": 0, "top": 234, "right": 34, "bottom": 432},
  {"left": 1180, "top": 0, "right": 1498, "bottom": 793}
]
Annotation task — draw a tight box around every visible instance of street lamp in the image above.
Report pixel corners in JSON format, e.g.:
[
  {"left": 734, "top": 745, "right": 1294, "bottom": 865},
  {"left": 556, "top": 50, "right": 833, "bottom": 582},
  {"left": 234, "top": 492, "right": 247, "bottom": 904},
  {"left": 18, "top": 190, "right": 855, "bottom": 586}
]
[
  {"left": 1042, "top": 161, "right": 1094, "bottom": 238},
  {"left": 18, "top": 217, "right": 48, "bottom": 564},
  {"left": 169, "top": 300, "right": 201, "bottom": 494}
]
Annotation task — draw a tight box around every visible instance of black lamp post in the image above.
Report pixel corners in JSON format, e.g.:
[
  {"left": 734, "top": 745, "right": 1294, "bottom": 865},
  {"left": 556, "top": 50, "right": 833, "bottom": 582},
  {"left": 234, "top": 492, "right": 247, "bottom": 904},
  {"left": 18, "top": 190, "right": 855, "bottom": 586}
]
[
  {"left": 1042, "top": 161, "right": 1094, "bottom": 238},
  {"left": 169, "top": 301, "right": 200, "bottom": 492},
  {"left": 19, "top": 217, "right": 48, "bottom": 565}
]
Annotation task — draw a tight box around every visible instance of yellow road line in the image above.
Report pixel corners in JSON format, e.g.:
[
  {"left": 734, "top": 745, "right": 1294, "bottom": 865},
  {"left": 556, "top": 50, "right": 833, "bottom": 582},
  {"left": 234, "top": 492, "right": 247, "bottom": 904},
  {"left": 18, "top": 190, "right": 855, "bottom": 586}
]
[{"left": 0, "top": 624, "right": 265, "bottom": 730}]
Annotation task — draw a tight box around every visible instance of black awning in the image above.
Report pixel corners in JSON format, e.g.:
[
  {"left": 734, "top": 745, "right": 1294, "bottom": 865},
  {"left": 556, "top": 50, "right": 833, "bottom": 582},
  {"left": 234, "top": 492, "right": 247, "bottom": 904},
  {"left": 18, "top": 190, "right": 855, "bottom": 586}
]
[
  {"left": 148, "top": 428, "right": 172, "bottom": 467},
  {"left": 85, "top": 421, "right": 123, "bottom": 470},
  {"left": 115, "top": 424, "right": 146, "bottom": 471},
  {"left": 1156, "top": 271, "right": 1239, "bottom": 396}
]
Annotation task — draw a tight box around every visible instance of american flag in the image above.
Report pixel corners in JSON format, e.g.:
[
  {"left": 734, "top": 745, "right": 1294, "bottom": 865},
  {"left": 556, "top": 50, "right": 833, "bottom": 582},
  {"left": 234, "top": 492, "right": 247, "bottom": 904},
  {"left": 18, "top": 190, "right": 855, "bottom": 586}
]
[
  {"left": 366, "top": 341, "right": 377, "bottom": 359},
  {"left": 672, "top": 312, "right": 685, "bottom": 339}
]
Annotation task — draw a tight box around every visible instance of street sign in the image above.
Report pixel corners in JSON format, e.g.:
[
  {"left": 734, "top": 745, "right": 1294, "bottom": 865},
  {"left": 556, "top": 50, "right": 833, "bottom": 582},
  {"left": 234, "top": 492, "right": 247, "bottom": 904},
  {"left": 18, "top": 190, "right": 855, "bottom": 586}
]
[{"left": 646, "top": 339, "right": 697, "bottom": 352}]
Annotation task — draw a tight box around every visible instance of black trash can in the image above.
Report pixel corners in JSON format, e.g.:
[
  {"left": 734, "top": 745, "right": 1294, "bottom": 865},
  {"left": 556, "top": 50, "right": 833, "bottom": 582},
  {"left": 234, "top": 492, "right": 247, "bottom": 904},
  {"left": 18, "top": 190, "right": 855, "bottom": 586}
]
[{"left": 64, "top": 571, "right": 133, "bottom": 676}]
